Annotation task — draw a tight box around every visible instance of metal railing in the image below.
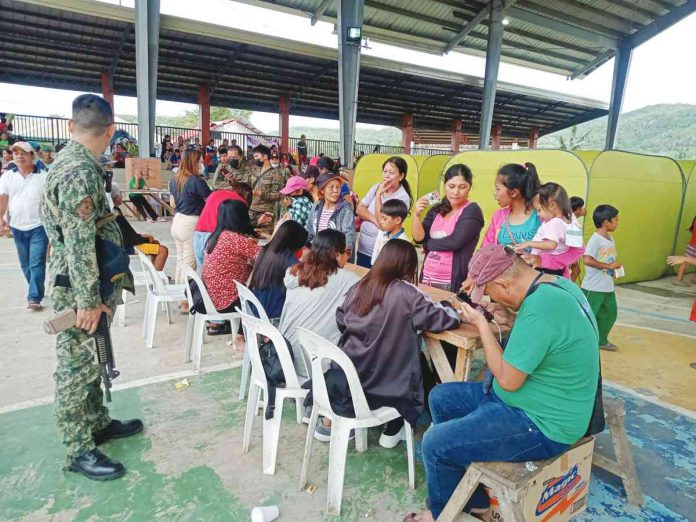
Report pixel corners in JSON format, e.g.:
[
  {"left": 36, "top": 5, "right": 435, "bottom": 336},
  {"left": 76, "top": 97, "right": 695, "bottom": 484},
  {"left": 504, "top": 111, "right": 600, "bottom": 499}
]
[{"left": 5, "top": 112, "right": 459, "bottom": 158}]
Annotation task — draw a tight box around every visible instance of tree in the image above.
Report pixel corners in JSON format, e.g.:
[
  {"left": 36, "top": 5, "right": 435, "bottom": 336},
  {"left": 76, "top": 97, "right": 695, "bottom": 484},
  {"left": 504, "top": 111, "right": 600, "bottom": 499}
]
[
  {"left": 558, "top": 125, "right": 593, "bottom": 151},
  {"left": 118, "top": 107, "right": 253, "bottom": 129}
]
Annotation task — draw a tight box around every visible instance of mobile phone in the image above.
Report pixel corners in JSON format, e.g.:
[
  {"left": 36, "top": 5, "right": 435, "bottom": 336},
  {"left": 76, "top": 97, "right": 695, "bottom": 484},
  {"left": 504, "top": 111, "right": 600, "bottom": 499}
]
[{"left": 456, "top": 291, "right": 494, "bottom": 322}]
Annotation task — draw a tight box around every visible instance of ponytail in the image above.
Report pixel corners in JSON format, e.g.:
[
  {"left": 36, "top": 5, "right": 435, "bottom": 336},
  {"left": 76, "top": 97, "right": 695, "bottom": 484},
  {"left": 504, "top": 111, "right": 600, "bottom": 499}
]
[{"left": 497, "top": 161, "right": 541, "bottom": 210}]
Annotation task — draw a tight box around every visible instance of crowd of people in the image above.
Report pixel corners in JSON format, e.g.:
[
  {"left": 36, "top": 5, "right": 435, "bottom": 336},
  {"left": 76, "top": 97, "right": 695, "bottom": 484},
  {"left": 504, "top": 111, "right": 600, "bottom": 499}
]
[{"left": 1, "top": 97, "right": 695, "bottom": 517}]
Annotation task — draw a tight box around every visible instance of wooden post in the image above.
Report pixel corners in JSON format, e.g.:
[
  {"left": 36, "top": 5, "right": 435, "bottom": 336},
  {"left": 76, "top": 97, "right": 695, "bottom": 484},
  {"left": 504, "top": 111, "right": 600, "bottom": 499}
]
[
  {"left": 198, "top": 85, "right": 211, "bottom": 145},
  {"left": 279, "top": 96, "right": 290, "bottom": 154},
  {"left": 529, "top": 127, "right": 539, "bottom": 149},
  {"left": 491, "top": 124, "right": 502, "bottom": 150},
  {"left": 101, "top": 72, "right": 114, "bottom": 110},
  {"left": 451, "top": 118, "right": 462, "bottom": 153},
  {"left": 401, "top": 113, "right": 413, "bottom": 154}
]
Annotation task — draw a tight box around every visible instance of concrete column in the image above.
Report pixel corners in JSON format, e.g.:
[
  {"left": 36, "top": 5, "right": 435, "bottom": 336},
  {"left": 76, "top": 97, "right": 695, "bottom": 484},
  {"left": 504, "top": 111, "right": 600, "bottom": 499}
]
[
  {"left": 605, "top": 40, "right": 633, "bottom": 150},
  {"left": 135, "top": 0, "right": 160, "bottom": 158},
  {"left": 198, "top": 85, "right": 211, "bottom": 146},
  {"left": 529, "top": 127, "right": 539, "bottom": 149},
  {"left": 101, "top": 72, "right": 114, "bottom": 110},
  {"left": 401, "top": 113, "right": 413, "bottom": 154},
  {"left": 451, "top": 118, "right": 462, "bottom": 153},
  {"left": 279, "top": 96, "right": 290, "bottom": 154},
  {"left": 491, "top": 124, "right": 502, "bottom": 150},
  {"left": 338, "top": 0, "right": 364, "bottom": 168},
  {"left": 478, "top": 0, "right": 504, "bottom": 150}
]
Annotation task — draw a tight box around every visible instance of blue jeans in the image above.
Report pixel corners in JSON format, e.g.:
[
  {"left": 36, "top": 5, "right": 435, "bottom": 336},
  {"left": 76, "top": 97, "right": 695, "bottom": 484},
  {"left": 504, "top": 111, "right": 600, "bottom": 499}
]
[
  {"left": 11, "top": 226, "right": 49, "bottom": 302},
  {"left": 193, "top": 231, "right": 211, "bottom": 272},
  {"left": 422, "top": 382, "right": 569, "bottom": 518}
]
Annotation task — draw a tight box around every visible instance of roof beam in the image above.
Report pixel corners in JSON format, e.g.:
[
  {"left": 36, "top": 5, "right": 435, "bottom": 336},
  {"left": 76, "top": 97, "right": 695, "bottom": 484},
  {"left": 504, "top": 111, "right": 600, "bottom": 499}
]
[
  {"left": 569, "top": 49, "right": 615, "bottom": 80},
  {"left": 507, "top": 7, "right": 618, "bottom": 49},
  {"left": 442, "top": 1, "right": 493, "bottom": 54},
  {"left": 629, "top": 0, "right": 696, "bottom": 48},
  {"left": 311, "top": 0, "right": 333, "bottom": 25},
  {"left": 514, "top": 1, "right": 623, "bottom": 38}
]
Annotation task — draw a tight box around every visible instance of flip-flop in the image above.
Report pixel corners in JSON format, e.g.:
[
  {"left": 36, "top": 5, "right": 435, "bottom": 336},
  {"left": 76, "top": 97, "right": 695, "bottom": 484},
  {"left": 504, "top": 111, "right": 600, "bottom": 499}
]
[{"left": 403, "top": 514, "right": 418, "bottom": 522}]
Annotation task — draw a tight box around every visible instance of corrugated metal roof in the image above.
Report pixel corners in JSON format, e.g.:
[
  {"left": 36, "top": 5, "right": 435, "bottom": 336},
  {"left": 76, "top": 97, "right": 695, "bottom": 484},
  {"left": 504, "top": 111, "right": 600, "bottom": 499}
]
[
  {"left": 1, "top": 0, "right": 608, "bottom": 138},
  {"left": 235, "top": 0, "right": 696, "bottom": 78}
]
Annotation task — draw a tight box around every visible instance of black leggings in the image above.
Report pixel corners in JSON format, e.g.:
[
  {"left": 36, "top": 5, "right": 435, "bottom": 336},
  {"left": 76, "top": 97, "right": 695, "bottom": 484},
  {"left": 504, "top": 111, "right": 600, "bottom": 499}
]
[{"left": 130, "top": 194, "right": 158, "bottom": 220}]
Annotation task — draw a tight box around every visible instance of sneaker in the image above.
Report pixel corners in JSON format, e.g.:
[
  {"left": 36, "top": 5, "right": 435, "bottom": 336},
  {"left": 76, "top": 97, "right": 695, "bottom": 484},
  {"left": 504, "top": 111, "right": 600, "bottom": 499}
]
[
  {"left": 27, "top": 301, "right": 43, "bottom": 311},
  {"left": 600, "top": 342, "right": 619, "bottom": 352},
  {"left": 302, "top": 405, "right": 312, "bottom": 424},
  {"left": 379, "top": 426, "right": 407, "bottom": 449},
  {"left": 313, "top": 421, "right": 354, "bottom": 442}
]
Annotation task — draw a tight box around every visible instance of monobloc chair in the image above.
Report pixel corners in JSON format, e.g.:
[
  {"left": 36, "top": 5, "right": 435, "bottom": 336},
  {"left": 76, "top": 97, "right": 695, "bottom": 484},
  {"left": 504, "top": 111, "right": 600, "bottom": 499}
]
[
  {"left": 234, "top": 281, "right": 271, "bottom": 402},
  {"left": 182, "top": 266, "right": 240, "bottom": 371},
  {"left": 238, "top": 310, "right": 308, "bottom": 475},
  {"left": 116, "top": 253, "right": 169, "bottom": 327},
  {"left": 295, "top": 328, "right": 415, "bottom": 516},
  {"left": 136, "top": 250, "right": 187, "bottom": 348}
]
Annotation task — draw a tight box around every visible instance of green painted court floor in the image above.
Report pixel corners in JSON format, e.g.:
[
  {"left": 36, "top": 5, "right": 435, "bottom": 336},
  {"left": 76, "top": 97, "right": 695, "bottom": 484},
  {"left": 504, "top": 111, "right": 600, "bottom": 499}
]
[
  {"left": 2, "top": 368, "right": 694, "bottom": 521},
  {"left": 0, "top": 368, "right": 426, "bottom": 521}
]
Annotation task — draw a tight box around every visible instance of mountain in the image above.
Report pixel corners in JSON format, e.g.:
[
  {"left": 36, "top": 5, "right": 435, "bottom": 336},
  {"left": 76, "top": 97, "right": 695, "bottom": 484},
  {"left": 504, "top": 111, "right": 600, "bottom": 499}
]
[{"left": 539, "top": 104, "right": 696, "bottom": 159}]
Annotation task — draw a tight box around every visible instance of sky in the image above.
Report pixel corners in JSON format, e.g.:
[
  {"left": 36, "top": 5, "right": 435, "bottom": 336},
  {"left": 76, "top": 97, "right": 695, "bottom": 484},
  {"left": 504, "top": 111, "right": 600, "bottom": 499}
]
[{"left": 2, "top": 0, "right": 696, "bottom": 133}]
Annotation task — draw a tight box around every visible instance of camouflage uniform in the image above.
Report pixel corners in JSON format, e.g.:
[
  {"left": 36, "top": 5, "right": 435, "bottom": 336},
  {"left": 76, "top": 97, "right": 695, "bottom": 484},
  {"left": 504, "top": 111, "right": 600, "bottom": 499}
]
[
  {"left": 212, "top": 159, "right": 251, "bottom": 190},
  {"left": 249, "top": 165, "right": 285, "bottom": 228},
  {"left": 41, "top": 140, "right": 125, "bottom": 463}
]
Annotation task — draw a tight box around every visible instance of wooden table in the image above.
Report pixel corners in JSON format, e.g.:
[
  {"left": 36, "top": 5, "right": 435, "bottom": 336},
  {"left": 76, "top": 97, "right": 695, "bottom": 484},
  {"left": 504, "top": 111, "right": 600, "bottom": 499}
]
[
  {"left": 125, "top": 189, "right": 175, "bottom": 218},
  {"left": 345, "top": 263, "right": 496, "bottom": 382}
]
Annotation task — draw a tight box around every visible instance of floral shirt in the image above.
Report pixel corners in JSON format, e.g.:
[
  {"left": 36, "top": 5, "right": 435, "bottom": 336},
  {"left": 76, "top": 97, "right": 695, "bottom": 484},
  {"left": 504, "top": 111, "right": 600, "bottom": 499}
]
[{"left": 202, "top": 231, "right": 262, "bottom": 310}]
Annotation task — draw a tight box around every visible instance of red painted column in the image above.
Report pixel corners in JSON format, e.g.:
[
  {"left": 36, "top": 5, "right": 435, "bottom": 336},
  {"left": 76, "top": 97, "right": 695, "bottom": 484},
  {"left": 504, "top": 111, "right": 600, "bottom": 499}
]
[
  {"left": 402, "top": 113, "right": 413, "bottom": 154},
  {"left": 101, "top": 72, "right": 114, "bottom": 110},
  {"left": 198, "top": 85, "right": 211, "bottom": 146},
  {"left": 491, "top": 124, "right": 502, "bottom": 150},
  {"left": 451, "top": 118, "right": 462, "bottom": 153},
  {"left": 529, "top": 127, "right": 539, "bottom": 149},
  {"left": 279, "top": 96, "right": 290, "bottom": 154}
]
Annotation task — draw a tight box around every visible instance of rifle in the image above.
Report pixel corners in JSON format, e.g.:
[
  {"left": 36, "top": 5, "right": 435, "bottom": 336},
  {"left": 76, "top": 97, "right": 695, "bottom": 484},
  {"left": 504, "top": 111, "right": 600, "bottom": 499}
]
[{"left": 44, "top": 309, "right": 120, "bottom": 402}]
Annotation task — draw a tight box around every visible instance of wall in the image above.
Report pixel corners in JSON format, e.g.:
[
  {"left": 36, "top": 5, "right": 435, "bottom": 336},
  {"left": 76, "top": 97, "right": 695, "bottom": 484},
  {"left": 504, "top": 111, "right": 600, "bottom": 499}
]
[{"left": 586, "top": 151, "right": 684, "bottom": 283}]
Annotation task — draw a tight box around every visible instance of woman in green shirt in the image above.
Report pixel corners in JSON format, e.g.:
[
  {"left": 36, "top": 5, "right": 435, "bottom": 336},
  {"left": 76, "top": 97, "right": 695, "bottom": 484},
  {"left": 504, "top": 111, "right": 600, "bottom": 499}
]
[{"left": 129, "top": 173, "right": 160, "bottom": 221}]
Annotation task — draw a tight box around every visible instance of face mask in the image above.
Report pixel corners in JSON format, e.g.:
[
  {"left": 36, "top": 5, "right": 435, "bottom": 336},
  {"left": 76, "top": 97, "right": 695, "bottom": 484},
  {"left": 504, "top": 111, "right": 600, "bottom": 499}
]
[
  {"left": 229, "top": 159, "right": 239, "bottom": 169},
  {"left": 271, "top": 162, "right": 279, "bottom": 169},
  {"left": 254, "top": 159, "right": 264, "bottom": 167}
]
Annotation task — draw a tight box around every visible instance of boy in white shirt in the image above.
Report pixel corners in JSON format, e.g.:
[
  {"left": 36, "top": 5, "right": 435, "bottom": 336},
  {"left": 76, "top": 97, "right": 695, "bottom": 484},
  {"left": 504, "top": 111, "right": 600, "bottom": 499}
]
[
  {"left": 370, "top": 199, "right": 409, "bottom": 266},
  {"left": 581, "top": 204, "right": 622, "bottom": 351}
]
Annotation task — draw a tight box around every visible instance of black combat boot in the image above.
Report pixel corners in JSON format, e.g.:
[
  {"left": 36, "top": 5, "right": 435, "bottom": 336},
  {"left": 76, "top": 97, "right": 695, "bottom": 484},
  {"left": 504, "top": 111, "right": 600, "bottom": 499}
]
[
  {"left": 94, "top": 419, "right": 144, "bottom": 445},
  {"left": 67, "top": 449, "right": 126, "bottom": 481}
]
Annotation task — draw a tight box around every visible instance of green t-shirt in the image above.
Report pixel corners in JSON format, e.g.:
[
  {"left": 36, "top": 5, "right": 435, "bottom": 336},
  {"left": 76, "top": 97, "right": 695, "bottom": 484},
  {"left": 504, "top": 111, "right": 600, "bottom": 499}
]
[
  {"left": 493, "top": 277, "right": 599, "bottom": 444},
  {"left": 129, "top": 177, "right": 147, "bottom": 197}
]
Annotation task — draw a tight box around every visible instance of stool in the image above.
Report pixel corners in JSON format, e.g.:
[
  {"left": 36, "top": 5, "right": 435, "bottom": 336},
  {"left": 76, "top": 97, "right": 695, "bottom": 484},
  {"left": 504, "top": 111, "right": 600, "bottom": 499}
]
[
  {"left": 438, "top": 438, "right": 594, "bottom": 522},
  {"left": 592, "top": 396, "right": 643, "bottom": 506}
]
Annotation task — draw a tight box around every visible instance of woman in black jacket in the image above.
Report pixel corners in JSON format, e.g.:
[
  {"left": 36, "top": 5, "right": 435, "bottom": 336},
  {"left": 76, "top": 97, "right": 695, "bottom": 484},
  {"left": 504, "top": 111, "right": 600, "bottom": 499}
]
[{"left": 412, "top": 164, "right": 484, "bottom": 292}]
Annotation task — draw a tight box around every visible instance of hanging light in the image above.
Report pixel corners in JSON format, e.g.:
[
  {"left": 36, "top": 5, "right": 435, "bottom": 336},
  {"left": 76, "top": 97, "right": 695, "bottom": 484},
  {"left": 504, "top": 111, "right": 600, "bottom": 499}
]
[{"left": 502, "top": 17, "right": 510, "bottom": 26}]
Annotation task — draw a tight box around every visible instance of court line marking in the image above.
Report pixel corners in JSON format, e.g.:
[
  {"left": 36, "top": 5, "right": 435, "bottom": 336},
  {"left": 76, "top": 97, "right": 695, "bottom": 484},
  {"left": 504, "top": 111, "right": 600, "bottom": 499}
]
[
  {"left": 615, "top": 322, "right": 696, "bottom": 340},
  {"left": 0, "top": 361, "right": 241, "bottom": 415},
  {"left": 604, "top": 380, "right": 696, "bottom": 421},
  {"left": 618, "top": 306, "right": 694, "bottom": 324}
]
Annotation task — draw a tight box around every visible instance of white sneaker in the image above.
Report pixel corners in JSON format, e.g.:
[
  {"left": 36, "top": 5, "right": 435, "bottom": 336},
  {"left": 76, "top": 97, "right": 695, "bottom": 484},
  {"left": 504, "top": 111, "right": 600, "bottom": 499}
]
[{"left": 379, "top": 426, "right": 406, "bottom": 449}]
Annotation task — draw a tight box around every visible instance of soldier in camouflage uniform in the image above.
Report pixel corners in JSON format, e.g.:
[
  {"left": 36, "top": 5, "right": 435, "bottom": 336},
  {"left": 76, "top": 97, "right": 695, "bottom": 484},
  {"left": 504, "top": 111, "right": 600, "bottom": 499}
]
[
  {"left": 42, "top": 94, "right": 142, "bottom": 481},
  {"left": 213, "top": 145, "right": 251, "bottom": 190},
  {"left": 249, "top": 144, "right": 285, "bottom": 231}
]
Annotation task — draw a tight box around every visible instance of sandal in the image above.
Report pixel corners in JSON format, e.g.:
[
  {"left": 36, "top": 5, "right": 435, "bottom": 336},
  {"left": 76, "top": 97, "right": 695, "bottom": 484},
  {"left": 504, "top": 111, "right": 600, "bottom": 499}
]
[{"left": 207, "top": 323, "right": 232, "bottom": 336}]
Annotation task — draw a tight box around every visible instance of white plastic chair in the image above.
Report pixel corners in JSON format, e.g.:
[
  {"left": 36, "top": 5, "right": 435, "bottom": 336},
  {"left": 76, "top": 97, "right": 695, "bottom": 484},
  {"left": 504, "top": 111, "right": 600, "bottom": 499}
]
[
  {"left": 296, "top": 327, "right": 415, "bottom": 516},
  {"left": 234, "top": 281, "right": 271, "bottom": 402},
  {"left": 182, "top": 266, "right": 240, "bottom": 371},
  {"left": 115, "top": 253, "right": 168, "bottom": 327},
  {"left": 238, "top": 310, "right": 308, "bottom": 475},
  {"left": 136, "top": 250, "right": 187, "bottom": 349}
]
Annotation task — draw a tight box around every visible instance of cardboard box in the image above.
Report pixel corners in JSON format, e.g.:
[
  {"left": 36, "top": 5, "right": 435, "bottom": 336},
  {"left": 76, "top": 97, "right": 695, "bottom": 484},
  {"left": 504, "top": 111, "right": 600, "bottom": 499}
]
[
  {"left": 489, "top": 438, "right": 594, "bottom": 521},
  {"left": 125, "top": 157, "right": 163, "bottom": 190}
]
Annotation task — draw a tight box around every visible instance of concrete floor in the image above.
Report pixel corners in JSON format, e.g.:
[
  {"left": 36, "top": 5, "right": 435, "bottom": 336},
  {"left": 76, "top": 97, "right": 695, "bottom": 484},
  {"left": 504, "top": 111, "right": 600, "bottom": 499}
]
[{"left": 1, "top": 220, "right": 694, "bottom": 521}]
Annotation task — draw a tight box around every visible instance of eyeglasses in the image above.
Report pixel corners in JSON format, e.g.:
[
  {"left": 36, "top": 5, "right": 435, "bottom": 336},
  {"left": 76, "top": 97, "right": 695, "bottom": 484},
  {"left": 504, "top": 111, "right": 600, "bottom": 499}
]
[{"left": 341, "top": 249, "right": 352, "bottom": 256}]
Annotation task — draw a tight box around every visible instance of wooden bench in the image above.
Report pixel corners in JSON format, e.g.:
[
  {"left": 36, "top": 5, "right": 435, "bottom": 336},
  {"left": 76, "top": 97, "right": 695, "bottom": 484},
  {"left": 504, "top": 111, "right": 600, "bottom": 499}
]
[
  {"left": 438, "top": 438, "right": 595, "bottom": 522},
  {"left": 592, "top": 396, "right": 643, "bottom": 506}
]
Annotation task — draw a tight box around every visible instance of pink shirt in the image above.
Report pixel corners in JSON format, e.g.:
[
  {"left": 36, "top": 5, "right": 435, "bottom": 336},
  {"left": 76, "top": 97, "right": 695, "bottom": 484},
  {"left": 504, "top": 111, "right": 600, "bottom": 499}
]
[
  {"left": 531, "top": 217, "right": 569, "bottom": 255},
  {"left": 422, "top": 205, "right": 466, "bottom": 286}
]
